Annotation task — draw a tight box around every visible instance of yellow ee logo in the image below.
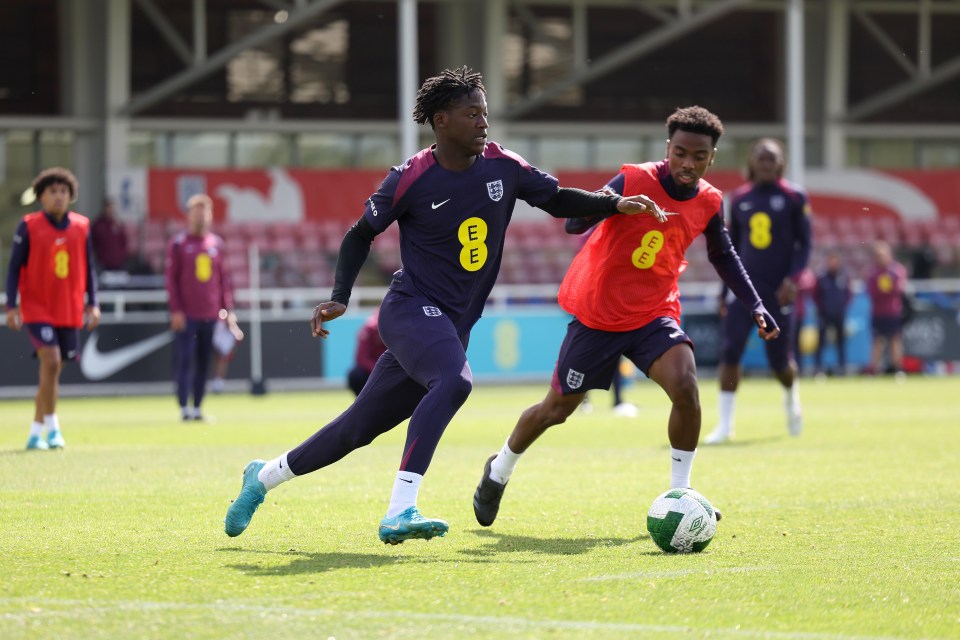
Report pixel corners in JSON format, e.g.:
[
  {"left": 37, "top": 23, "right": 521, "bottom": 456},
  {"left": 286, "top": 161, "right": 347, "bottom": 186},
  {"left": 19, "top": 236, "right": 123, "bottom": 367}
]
[
  {"left": 458, "top": 217, "right": 488, "bottom": 272},
  {"left": 749, "top": 211, "right": 773, "bottom": 249},
  {"left": 195, "top": 253, "right": 213, "bottom": 283},
  {"left": 877, "top": 273, "right": 892, "bottom": 293},
  {"left": 54, "top": 249, "right": 70, "bottom": 279},
  {"left": 631, "top": 230, "right": 665, "bottom": 269}
]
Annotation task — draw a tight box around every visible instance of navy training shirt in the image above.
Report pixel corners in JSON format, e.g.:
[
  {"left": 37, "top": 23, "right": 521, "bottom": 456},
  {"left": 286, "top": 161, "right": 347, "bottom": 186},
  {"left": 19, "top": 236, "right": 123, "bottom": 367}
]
[
  {"left": 726, "top": 178, "right": 812, "bottom": 294},
  {"left": 363, "top": 142, "right": 560, "bottom": 331}
]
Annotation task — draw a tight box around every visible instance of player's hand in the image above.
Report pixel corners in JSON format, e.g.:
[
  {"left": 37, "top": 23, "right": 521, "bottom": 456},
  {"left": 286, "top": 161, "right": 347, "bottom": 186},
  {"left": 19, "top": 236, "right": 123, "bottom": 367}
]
[
  {"left": 753, "top": 309, "right": 780, "bottom": 341},
  {"left": 84, "top": 306, "right": 101, "bottom": 331},
  {"left": 776, "top": 277, "right": 798, "bottom": 306},
  {"left": 5, "top": 308, "right": 22, "bottom": 331},
  {"left": 616, "top": 194, "right": 667, "bottom": 222},
  {"left": 170, "top": 311, "right": 186, "bottom": 332},
  {"left": 311, "top": 301, "right": 347, "bottom": 339},
  {"left": 221, "top": 309, "right": 244, "bottom": 341}
]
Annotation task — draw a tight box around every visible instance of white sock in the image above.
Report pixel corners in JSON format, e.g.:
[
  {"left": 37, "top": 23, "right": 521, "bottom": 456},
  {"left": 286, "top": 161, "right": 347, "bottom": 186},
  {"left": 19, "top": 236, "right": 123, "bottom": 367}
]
[
  {"left": 489, "top": 439, "right": 522, "bottom": 484},
  {"left": 386, "top": 471, "right": 422, "bottom": 518},
  {"left": 670, "top": 447, "right": 697, "bottom": 489},
  {"left": 784, "top": 383, "right": 801, "bottom": 416},
  {"left": 181, "top": 406, "right": 191, "bottom": 420},
  {"left": 30, "top": 421, "right": 44, "bottom": 437},
  {"left": 716, "top": 391, "right": 736, "bottom": 436},
  {"left": 43, "top": 414, "right": 60, "bottom": 433},
  {"left": 257, "top": 452, "right": 296, "bottom": 491}
]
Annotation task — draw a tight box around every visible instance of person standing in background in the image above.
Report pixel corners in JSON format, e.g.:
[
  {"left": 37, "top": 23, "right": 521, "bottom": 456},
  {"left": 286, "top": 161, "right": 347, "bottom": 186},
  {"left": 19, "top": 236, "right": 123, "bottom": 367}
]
[
  {"left": 5, "top": 167, "right": 100, "bottom": 450},
  {"left": 165, "top": 194, "right": 237, "bottom": 421},
  {"left": 865, "top": 240, "right": 908, "bottom": 375},
  {"left": 347, "top": 305, "right": 387, "bottom": 396},
  {"left": 705, "top": 138, "right": 812, "bottom": 444},
  {"left": 90, "top": 198, "right": 129, "bottom": 272},
  {"left": 813, "top": 252, "right": 852, "bottom": 376}
]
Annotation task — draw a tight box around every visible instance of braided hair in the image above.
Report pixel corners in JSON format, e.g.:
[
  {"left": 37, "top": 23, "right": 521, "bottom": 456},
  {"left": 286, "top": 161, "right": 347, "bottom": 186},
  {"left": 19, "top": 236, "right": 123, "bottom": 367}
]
[
  {"left": 666, "top": 106, "right": 725, "bottom": 145},
  {"left": 412, "top": 66, "right": 486, "bottom": 129}
]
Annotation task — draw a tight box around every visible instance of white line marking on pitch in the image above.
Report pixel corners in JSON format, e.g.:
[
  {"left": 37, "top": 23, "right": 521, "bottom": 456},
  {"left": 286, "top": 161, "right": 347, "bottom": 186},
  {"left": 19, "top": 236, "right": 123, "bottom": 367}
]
[{"left": 0, "top": 598, "right": 934, "bottom": 640}]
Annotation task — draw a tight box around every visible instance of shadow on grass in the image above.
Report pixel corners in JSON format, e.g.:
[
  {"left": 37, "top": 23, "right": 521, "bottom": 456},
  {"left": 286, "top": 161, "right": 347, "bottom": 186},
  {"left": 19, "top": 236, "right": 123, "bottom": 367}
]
[
  {"left": 460, "top": 529, "right": 646, "bottom": 558},
  {"left": 220, "top": 547, "right": 408, "bottom": 576}
]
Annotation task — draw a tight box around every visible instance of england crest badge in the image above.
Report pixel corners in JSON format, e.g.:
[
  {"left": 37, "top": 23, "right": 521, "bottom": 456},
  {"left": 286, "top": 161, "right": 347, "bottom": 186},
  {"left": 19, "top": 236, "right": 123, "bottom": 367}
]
[
  {"left": 486, "top": 180, "right": 504, "bottom": 202},
  {"left": 566, "top": 368, "right": 584, "bottom": 390}
]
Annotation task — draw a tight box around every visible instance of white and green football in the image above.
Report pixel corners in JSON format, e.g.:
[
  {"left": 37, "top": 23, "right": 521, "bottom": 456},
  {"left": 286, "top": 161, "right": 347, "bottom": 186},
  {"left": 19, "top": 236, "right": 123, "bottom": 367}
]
[{"left": 646, "top": 488, "right": 718, "bottom": 553}]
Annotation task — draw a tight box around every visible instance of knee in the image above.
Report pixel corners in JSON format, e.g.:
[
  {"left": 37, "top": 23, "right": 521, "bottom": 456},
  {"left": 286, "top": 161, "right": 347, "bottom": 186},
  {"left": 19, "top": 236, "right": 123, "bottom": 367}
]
[
  {"left": 446, "top": 369, "right": 473, "bottom": 406},
  {"left": 671, "top": 374, "right": 700, "bottom": 411}
]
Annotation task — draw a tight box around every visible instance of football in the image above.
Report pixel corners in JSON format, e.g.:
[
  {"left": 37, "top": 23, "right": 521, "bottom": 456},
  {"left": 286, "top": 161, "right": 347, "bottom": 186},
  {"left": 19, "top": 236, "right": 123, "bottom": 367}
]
[{"left": 646, "top": 488, "right": 718, "bottom": 553}]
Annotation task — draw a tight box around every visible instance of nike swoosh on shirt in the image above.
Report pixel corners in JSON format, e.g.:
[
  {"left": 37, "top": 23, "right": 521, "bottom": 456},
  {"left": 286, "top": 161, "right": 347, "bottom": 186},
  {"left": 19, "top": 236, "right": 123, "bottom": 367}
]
[
  {"left": 80, "top": 331, "right": 174, "bottom": 381},
  {"left": 431, "top": 199, "right": 451, "bottom": 209}
]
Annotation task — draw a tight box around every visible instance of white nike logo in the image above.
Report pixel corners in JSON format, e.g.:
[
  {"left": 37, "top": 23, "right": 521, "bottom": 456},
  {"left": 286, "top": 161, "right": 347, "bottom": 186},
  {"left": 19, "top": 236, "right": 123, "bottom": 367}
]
[
  {"left": 80, "top": 331, "right": 174, "bottom": 381},
  {"left": 431, "top": 199, "right": 450, "bottom": 209},
  {"left": 381, "top": 521, "right": 402, "bottom": 531},
  {"left": 669, "top": 330, "right": 683, "bottom": 339},
  {"left": 55, "top": 237, "right": 67, "bottom": 245}
]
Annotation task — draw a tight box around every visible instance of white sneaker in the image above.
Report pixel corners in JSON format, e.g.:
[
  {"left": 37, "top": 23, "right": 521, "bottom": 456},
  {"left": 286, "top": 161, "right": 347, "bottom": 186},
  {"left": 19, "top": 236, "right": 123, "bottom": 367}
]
[
  {"left": 787, "top": 410, "right": 803, "bottom": 437},
  {"left": 211, "top": 378, "right": 225, "bottom": 393},
  {"left": 579, "top": 398, "right": 594, "bottom": 415},
  {"left": 703, "top": 427, "right": 733, "bottom": 445},
  {"left": 612, "top": 402, "right": 639, "bottom": 417}
]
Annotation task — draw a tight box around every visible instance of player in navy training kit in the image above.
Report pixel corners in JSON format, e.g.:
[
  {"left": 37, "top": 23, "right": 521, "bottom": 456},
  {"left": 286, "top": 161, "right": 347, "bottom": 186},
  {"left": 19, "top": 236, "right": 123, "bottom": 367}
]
[
  {"left": 705, "top": 139, "right": 812, "bottom": 443},
  {"left": 223, "top": 67, "right": 659, "bottom": 544}
]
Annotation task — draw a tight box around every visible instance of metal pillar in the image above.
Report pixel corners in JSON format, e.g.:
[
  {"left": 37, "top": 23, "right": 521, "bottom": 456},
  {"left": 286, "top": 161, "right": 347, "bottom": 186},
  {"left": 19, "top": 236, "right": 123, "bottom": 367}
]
[{"left": 785, "top": 0, "right": 805, "bottom": 184}]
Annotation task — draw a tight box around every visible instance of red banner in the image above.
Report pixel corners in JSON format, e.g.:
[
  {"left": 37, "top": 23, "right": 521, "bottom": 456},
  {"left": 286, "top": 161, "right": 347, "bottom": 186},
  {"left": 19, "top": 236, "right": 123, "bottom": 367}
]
[{"left": 147, "top": 167, "right": 960, "bottom": 224}]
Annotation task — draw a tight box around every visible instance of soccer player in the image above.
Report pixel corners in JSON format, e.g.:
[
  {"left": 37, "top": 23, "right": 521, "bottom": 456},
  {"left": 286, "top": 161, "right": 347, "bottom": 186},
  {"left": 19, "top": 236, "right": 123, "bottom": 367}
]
[
  {"left": 164, "top": 194, "right": 237, "bottom": 421},
  {"left": 704, "top": 138, "right": 812, "bottom": 444},
  {"left": 5, "top": 167, "right": 100, "bottom": 450},
  {"left": 472, "top": 106, "right": 779, "bottom": 528},
  {"left": 223, "top": 66, "right": 658, "bottom": 545},
  {"left": 813, "top": 252, "right": 852, "bottom": 375},
  {"left": 865, "top": 240, "right": 907, "bottom": 375}
]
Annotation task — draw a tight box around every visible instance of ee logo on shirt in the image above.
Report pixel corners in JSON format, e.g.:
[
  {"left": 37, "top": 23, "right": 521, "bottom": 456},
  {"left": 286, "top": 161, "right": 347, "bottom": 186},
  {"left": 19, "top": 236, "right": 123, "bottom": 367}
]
[
  {"left": 53, "top": 249, "right": 70, "bottom": 279},
  {"left": 194, "top": 253, "right": 213, "bottom": 283},
  {"left": 749, "top": 211, "right": 773, "bottom": 249},
  {"left": 632, "top": 230, "right": 665, "bottom": 270},
  {"left": 458, "top": 217, "right": 488, "bottom": 272}
]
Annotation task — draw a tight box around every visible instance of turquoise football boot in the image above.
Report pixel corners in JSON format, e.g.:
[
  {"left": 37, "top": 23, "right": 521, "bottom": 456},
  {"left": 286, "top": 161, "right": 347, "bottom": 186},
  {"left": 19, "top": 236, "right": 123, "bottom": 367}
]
[
  {"left": 47, "top": 429, "right": 65, "bottom": 449},
  {"left": 224, "top": 460, "right": 267, "bottom": 537},
  {"left": 26, "top": 435, "right": 49, "bottom": 451},
  {"left": 378, "top": 506, "right": 449, "bottom": 545}
]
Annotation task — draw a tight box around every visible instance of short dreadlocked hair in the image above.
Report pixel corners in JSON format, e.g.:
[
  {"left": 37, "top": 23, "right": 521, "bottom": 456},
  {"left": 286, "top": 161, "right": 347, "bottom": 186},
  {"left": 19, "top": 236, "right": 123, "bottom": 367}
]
[
  {"left": 412, "top": 66, "right": 486, "bottom": 129},
  {"left": 32, "top": 167, "right": 79, "bottom": 200},
  {"left": 666, "top": 106, "right": 724, "bottom": 145}
]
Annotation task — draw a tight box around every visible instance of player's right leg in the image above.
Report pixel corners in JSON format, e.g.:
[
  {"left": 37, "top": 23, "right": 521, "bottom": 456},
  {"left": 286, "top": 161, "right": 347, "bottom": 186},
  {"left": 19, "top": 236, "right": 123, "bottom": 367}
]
[
  {"left": 25, "top": 325, "right": 65, "bottom": 450},
  {"left": 474, "top": 319, "right": 615, "bottom": 526},
  {"left": 706, "top": 304, "right": 752, "bottom": 444},
  {"left": 225, "top": 352, "right": 425, "bottom": 538},
  {"left": 172, "top": 327, "right": 195, "bottom": 420}
]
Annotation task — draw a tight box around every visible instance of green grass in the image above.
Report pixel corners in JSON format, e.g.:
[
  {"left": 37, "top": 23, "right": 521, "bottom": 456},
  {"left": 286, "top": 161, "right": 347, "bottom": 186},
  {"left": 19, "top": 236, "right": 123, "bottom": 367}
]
[{"left": 1, "top": 376, "right": 958, "bottom": 639}]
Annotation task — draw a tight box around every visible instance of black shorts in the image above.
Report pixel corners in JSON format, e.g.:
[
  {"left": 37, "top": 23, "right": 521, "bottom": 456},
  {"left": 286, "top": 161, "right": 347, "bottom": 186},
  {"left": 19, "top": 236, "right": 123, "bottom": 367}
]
[
  {"left": 871, "top": 315, "right": 902, "bottom": 338},
  {"left": 551, "top": 317, "right": 693, "bottom": 395},
  {"left": 25, "top": 323, "right": 80, "bottom": 361}
]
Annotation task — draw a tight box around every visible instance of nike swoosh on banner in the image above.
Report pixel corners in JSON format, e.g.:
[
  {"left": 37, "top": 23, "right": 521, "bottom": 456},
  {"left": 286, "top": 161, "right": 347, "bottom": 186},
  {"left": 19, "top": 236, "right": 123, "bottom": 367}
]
[{"left": 81, "top": 331, "right": 174, "bottom": 381}]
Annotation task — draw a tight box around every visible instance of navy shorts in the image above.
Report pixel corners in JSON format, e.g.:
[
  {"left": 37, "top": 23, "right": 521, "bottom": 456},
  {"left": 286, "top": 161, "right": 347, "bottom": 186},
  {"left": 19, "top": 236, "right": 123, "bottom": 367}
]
[
  {"left": 25, "top": 323, "right": 80, "bottom": 361},
  {"left": 871, "top": 315, "right": 902, "bottom": 338},
  {"left": 551, "top": 317, "right": 693, "bottom": 395},
  {"left": 720, "top": 293, "right": 793, "bottom": 371}
]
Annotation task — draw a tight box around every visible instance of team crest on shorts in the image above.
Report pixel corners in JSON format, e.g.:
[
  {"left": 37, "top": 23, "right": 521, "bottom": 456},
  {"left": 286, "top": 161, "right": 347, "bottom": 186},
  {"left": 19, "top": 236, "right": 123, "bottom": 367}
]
[
  {"left": 486, "top": 180, "right": 504, "bottom": 202},
  {"left": 422, "top": 306, "right": 442, "bottom": 317},
  {"left": 566, "top": 368, "right": 584, "bottom": 389}
]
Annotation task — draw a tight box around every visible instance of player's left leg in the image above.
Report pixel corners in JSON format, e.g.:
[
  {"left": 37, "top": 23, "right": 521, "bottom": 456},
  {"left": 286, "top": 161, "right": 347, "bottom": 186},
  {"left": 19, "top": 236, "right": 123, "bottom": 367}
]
[
  {"left": 172, "top": 325, "right": 197, "bottom": 420},
  {"left": 644, "top": 339, "right": 699, "bottom": 489},
  {"left": 374, "top": 296, "right": 475, "bottom": 543},
  {"left": 32, "top": 346, "right": 62, "bottom": 450},
  {"left": 190, "top": 320, "right": 216, "bottom": 420},
  {"left": 707, "top": 303, "right": 753, "bottom": 444}
]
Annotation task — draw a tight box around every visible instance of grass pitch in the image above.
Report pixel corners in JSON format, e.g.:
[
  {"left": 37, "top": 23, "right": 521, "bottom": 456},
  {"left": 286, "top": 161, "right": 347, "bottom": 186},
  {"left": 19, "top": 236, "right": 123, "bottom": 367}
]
[{"left": 1, "top": 376, "right": 958, "bottom": 639}]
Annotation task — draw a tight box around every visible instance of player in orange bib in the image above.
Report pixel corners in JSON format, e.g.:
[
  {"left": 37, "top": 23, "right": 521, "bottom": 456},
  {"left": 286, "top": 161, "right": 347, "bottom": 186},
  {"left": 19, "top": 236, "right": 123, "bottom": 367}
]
[
  {"left": 5, "top": 168, "right": 100, "bottom": 450},
  {"left": 473, "top": 107, "right": 779, "bottom": 526}
]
